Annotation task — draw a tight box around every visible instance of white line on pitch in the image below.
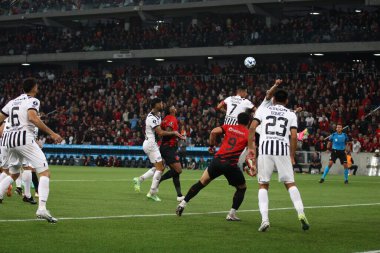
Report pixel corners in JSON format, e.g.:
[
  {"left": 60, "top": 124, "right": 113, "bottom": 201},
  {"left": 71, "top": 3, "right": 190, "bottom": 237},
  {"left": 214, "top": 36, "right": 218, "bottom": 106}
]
[
  {"left": 0, "top": 202, "right": 379, "bottom": 223},
  {"left": 354, "top": 250, "right": 380, "bottom": 253},
  {"left": 50, "top": 178, "right": 380, "bottom": 184}
]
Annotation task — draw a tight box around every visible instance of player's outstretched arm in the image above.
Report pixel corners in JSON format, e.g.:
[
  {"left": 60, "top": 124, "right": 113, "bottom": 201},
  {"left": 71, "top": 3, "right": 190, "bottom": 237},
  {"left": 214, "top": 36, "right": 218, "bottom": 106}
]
[
  {"left": 265, "top": 79, "right": 282, "bottom": 100},
  {"left": 28, "top": 109, "right": 63, "bottom": 143},
  {"left": 155, "top": 126, "right": 185, "bottom": 140}
]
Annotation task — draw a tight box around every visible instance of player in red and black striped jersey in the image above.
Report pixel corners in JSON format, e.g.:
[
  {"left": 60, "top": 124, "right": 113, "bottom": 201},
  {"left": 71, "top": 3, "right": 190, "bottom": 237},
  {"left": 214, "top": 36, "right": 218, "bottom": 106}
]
[
  {"left": 176, "top": 112, "right": 250, "bottom": 221},
  {"left": 158, "top": 105, "right": 184, "bottom": 201}
]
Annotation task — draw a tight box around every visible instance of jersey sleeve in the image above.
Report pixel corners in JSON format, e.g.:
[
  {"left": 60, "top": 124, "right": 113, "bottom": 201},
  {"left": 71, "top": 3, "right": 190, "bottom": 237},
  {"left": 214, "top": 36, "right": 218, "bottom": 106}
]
[
  {"left": 223, "top": 96, "right": 231, "bottom": 105},
  {"left": 245, "top": 100, "right": 254, "bottom": 110},
  {"left": 26, "top": 98, "right": 40, "bottom": 112},
  {"left": 289, "top": 112, "right": 298, "bottom": 130},
  {"left": 1, "top": 101, "right": 11, "bottom": 117},
  {"left": 147, "top": 116, "right": 160, "bottom": 129},
  {"left": 259, "top": 98, "right": 272, "bottom": 108},
  {"left": 253, "top": 106, "right": 264, "bottom": 124}
]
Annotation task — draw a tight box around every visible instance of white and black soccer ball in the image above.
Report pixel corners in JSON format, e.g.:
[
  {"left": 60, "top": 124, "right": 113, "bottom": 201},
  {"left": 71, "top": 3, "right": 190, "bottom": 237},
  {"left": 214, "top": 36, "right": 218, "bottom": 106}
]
[{"left": 244, "top": 57, "right": 256, "bottom": 68}]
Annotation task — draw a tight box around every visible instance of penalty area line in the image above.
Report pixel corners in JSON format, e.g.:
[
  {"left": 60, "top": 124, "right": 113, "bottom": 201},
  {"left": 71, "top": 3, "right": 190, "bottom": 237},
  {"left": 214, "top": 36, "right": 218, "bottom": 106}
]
[{"left": 0, "top": 202, "right": 380, "bottom": 223}]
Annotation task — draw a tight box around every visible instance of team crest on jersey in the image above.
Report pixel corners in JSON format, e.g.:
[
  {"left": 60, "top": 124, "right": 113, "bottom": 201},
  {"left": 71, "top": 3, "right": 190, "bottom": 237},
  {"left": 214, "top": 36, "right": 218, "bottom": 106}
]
[
  {"left": 169, "top": 122, "right": 173, "bottom": 126},
  {"left": 32, "top": 101, "right": 38, "bottom": 107}
]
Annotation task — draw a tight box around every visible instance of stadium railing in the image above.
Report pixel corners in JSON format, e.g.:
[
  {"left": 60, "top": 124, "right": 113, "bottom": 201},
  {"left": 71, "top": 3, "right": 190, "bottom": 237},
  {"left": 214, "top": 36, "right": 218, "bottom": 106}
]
[{"left": 42, "top": 144, "right": 214, "bottom": 167}]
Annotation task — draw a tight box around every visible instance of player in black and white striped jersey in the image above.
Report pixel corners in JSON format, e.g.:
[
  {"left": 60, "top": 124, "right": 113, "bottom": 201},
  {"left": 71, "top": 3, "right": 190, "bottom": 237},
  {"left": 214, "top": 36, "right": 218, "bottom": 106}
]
[
  {"left": 247, "top": 89, "right": 309, "bottom": 232},
  {"left": 217, "top": 85, "right": 254, "bottom": 125},
  {"left": 0, "top": 78, "right": 63, "bottom": 223},
  {"left": 217, "top": 85, "right": 254, "bottom": 170}
]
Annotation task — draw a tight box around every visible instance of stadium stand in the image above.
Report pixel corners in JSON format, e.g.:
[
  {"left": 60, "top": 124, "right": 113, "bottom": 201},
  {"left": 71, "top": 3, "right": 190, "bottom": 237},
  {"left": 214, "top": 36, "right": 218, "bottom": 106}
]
[
  {"left": 1, "top": 10, "right": 380, "bottom": 55},
  {"left": 0, "top": 0, "right": 379, "bottom": 168}
]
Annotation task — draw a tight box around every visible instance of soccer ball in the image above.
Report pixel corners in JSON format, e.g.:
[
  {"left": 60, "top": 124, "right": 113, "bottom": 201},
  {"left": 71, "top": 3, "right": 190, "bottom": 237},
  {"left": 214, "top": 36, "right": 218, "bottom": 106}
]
[{"left": 244, "top": 57, "right": 256, "bottom": 68}]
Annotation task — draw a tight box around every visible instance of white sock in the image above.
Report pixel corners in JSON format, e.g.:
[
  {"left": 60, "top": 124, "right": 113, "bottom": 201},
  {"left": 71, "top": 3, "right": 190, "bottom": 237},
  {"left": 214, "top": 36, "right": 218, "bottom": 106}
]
[
  {"left": 0, "top": 176, "right": 14, "bottom": 199},
  {"left": 258, "top": 188, "right": 269, "bottom": 222},
  {"left": 0, "top": 172, "right": 8, "bottom": 183},
  {"left": 38, "top": 176, "right": 50, "bottom": 211},
  {"left": 229, "top": 208, "right": 237, "bottom": 215},
  {"left": 179, "top": 200, "right": 187, "bottom": 207},
  {"left": 288, "top": 186, "right": 304, "bottom": 215},
  {"left": 140, "top": 167, "right": 156, "bottom": 182},
  {"left": 22, "top": 170, "right": 32, "bottom": 198},
  {"left": 16, "top": 174, "right": 22, "bottom": 188},
  {"left": 149, "top": 170, "right": 162, "bottom": 194}
]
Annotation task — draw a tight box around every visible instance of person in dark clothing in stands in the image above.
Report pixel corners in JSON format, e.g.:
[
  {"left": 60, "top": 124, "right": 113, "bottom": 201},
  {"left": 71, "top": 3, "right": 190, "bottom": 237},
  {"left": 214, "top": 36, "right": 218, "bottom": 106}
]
[{"left": 308, "top": 152, "right": 322, "bottom": 174}]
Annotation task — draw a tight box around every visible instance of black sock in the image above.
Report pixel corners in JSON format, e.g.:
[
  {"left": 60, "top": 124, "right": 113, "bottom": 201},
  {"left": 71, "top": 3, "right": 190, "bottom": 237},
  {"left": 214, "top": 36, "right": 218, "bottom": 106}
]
[
  {"left": 32, "top": 172, "right": 39, "bottom": 193},
  {"left": 184, "top": 181, "right": 205, "bottom": 203},
  {"left": 232, "top": 187, "right": 246, "bottom": 210},
  {"left": 172, "top": 172, "right": 182, "bottom": 197},
  {"left": 159, "top": 170, "right": 173, "bottom": 183}
]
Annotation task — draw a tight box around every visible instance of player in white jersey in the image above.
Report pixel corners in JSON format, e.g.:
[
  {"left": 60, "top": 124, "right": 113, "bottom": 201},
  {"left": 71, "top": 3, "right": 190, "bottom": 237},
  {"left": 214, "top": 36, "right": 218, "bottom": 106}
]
[
  {"left": 217, "top": 85, "right": 254, "bottom": 170},
  {"left": 141, "top": 98, "right": 185, "bottom": 201},
  {"left": 0, "top": 78, "right": 63, "bottom": 223},
  {"left": 217, "top": 85, "right": 254, "bottom": 125},
  {"left": 246, "top": 89, "right": 310, "bottom": 232}
]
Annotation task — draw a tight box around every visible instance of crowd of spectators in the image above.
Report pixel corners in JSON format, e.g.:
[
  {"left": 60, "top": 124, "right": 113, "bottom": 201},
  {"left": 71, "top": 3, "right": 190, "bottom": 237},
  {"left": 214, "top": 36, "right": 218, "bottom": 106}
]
[
  {"left": 0, "top": 59, "right": 379, "bottom": 153},
  {"left": 0, "top": 0, "right": 140, "bottom": 15},
  {"left": 0, "top": 9, "right": 379, "bottom": 56}
]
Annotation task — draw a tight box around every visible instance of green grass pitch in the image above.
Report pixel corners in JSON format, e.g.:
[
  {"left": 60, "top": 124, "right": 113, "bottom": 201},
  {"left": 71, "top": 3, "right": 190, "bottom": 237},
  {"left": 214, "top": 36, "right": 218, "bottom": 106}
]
[{"left": 0, "top": 166, "right": 380, "bottom": 253}]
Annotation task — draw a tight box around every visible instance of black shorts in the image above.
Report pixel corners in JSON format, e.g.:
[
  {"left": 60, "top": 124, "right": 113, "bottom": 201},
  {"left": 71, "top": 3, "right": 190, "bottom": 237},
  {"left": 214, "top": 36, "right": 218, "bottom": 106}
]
[
  {"left": 207, "top": 158, "right": 246, "bottom": 187},
  {"left": 330, "top": 150, "right": 347, "bottom": 164},
  {"left": 160, "top": 145, "right": 180, "bottom": 165}
]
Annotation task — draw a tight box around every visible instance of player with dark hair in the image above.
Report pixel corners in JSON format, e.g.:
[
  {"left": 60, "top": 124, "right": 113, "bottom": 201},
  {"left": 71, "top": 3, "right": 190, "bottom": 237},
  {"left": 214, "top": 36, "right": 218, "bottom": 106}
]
[
  {"left": 217, "top": 85, "right": 254, "bottom": 125},
  {"left": 176, "top": 112, "right": 250, "bottom": 221},
  {"left": 133, "top": 105, "right": 185, "bottom": 201},
  {"left": 319, "top": 123, "right": 350, "bottom": 184},
  {"left": 247, "top": 89, "right": 310, "bottom": 232},
  {"left": 0, "top": 78, "right": 63, "bottom": 222},
  {"left": 158, "top": 105, "right": 184, "bottom": 201},
  {"left": 139, "top": 98, "right": 185, "bottom": 201}
]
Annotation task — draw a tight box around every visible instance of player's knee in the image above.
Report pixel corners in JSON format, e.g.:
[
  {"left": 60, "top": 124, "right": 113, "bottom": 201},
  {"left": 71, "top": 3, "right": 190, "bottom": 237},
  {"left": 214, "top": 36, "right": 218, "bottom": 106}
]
[
  {"left": 236, "top": 186, "right": 247, "bottom": 193},
  {"left": 285, "top": 182, "right": 296, "bottom": 190},
  {"left": 236, "top": 184, "right": 247, "bottom": 190},
  {"left": 39, "top": 169, "right": 51, "bottom": 178},
  {"left": 172, "top": 170, "right": 180, "bottom": 177}
]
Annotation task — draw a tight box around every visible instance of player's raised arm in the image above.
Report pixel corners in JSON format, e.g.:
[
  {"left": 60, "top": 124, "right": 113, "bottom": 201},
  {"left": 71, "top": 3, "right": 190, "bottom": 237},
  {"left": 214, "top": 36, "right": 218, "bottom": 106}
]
[{"left": 265, "top": 79, "right": 282, "bottom": 101}]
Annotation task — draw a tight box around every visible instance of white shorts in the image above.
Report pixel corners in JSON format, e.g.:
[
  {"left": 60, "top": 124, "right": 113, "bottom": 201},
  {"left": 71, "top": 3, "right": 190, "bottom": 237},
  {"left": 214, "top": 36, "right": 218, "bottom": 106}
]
[
  {"left": 237, "top": 147, "right": 248, "bottom": 170},
  {"left": 2, "top": 142, "right": 48, "bottom": 175},
  {"left": 143, "top": 140, "right": 162, "bottom": 164},
  {"left": 257, "top": 155, "right": 294, "bottom": 183}
]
